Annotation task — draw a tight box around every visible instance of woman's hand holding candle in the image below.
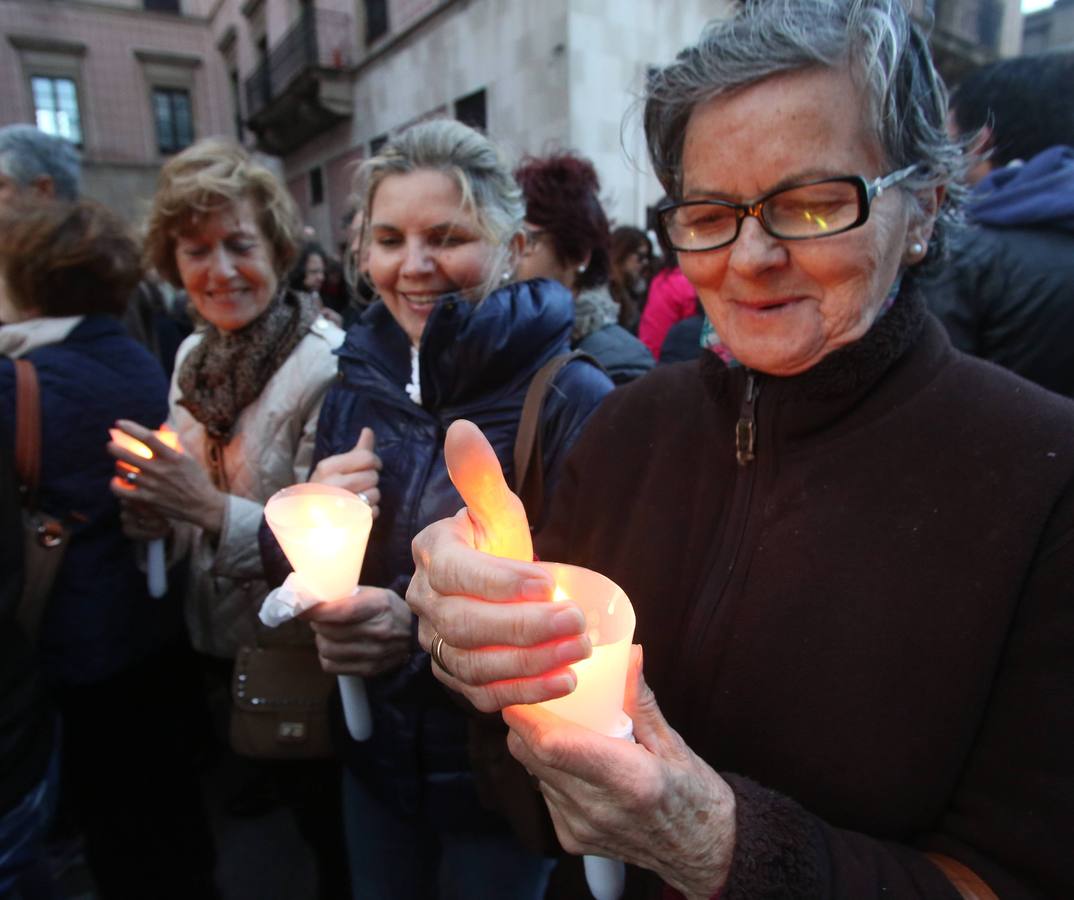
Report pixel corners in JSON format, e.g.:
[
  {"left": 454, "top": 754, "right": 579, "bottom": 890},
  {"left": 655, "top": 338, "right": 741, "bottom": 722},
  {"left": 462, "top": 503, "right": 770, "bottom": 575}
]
[
  {"left": 117, "top": 498, "right": 172, "bottom": 541},
  {"left": 310, "top": 427, "right": 383, "bottom": 518},
  {"left": 302, "top": 586, "right": 412, "bottom": 677},
  {"left": 108, "top": 419, "right": 226, "bottom": 535},
  {"left": 503, "top": 647, "right": 737, "bottom": 900},
  {"left": 407, "top": 421, "right": 591, "bottom": 712}
]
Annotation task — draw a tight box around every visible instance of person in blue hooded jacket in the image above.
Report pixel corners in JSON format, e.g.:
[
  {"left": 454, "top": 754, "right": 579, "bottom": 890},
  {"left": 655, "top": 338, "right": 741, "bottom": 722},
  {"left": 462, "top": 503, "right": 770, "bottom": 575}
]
[
  {"left": 280, "top": 120, "right": 613, "bottom": 899},
  {"left": 925, "top": 53, "right": 1074, "bottom": 397}
]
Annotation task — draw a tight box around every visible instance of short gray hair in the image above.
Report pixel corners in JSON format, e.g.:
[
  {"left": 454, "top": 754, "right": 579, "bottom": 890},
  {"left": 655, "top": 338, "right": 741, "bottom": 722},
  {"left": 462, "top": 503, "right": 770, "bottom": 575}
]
[
  {"left": 0, "top": 125, "right": 81, "bottom": 201},
  {"left": 352, "top": 119, "right": 523, "bottom": 299},
  {"left": 644, "top": 0, "right": 966, "bottom": 269}
]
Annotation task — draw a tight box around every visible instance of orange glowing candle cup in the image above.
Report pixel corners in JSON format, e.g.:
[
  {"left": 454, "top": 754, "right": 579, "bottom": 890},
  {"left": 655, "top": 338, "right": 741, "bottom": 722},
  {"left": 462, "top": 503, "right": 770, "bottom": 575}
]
[
  {"left": 265, "top": 482, "right": 374, "bottom": 740},
  {"left": 109, "top": 424, "right": 182, "bottom": 599},
  {"left": 535, "top": 562, "right": 636, "bottom": 739},
  {"left": 532, "top": 562, "right": 636, "bottom": 900}
]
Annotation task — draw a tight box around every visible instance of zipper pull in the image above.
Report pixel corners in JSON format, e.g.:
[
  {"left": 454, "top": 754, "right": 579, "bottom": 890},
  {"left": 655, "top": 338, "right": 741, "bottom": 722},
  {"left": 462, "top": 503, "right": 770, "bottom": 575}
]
[{"left": 736, "top": 372, "right": 760, "bottom": 466}]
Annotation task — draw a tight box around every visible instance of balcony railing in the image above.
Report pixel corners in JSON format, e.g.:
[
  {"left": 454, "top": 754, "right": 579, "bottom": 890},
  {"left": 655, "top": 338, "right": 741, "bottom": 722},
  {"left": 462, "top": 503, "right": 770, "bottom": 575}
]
[{"left": 244, "top": 7, "right": 356, "bottom": 119}]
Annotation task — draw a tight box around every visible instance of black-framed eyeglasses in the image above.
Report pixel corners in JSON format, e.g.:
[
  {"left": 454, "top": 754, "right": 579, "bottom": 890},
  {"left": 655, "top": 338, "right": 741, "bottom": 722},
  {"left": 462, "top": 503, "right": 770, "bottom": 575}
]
[{"left": 657, "top": 165, "right": 917, "bottom": 253}]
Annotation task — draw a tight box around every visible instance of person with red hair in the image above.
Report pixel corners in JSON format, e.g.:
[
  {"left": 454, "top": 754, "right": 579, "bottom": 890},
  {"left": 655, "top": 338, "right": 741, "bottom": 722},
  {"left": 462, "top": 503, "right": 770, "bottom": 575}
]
[{"left": 514, "top": 153, "right": 653, "bottom": 385}]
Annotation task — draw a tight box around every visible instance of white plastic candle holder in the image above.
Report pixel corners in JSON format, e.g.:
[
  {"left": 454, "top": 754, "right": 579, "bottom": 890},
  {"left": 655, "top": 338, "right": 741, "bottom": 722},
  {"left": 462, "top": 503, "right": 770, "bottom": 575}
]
[
  {"left": 265, "top": 482, "right": 374, "bottom": 741},
  {"left": 534, "top": 562, "right": 636, "bottom": 900}
]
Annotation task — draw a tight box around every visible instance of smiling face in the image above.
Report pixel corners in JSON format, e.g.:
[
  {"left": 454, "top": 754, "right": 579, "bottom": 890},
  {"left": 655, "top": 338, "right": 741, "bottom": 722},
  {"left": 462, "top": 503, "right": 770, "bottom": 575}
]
[
  {"left": 678, "top": 66, "right": 932, "bottom": 376},
  {"left": 367, "top": 169, "right": 502, "bottom": 345},
  {"left": 174, "top": 198, "right": 278, "bottom": 332}
]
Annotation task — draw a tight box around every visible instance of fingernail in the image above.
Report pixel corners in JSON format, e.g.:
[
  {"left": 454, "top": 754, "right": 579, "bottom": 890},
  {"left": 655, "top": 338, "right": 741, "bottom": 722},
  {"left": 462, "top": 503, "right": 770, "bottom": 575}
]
[
  {"left": 555, "top": 637, "right": 590, "bottom": 665},
  {"left": 544, "top": 672, "right": 576, "bottom": 696},
  {"left": 550, "top": 607, "right": 585, "bottom": 636},
  {"left": 521, "top": 578, "right": 552, "bottom": 601}
]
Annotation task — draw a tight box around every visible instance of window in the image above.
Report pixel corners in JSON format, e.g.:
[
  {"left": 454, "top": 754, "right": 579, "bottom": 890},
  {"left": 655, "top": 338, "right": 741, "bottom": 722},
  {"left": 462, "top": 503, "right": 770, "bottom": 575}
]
[
  {"left": 454, "top": 89, "right": 487, "bottom": 131},
  {"left": 365, "top": 0, "right": 389, "bottom": 44},
  {"left": 153, "top": 87, "right": 194, "bottom": 154},
  {"left": 310, "top": 166, "right": 324, "bottom": 206},
  {"left": 370, "top": 133, "right": 389, "bottom": 155},
  {"left": 144, "top": 0, "right": 181, "bottom": 11},
  {"left": 32, "top": 76, "right": 82, "bottom": 146}
]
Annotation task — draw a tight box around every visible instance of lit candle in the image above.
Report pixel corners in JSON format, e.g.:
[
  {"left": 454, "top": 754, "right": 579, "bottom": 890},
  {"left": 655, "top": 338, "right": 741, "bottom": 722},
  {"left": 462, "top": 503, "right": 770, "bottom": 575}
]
[
  {"left": 264, "top": 482, "right": 374, "bottom": 741},
  {"left": 534, "top": 562, "right": 636, "bottom": 900},
  {"left": 109, "top": 424, "right": 182, "bottom": 599}
]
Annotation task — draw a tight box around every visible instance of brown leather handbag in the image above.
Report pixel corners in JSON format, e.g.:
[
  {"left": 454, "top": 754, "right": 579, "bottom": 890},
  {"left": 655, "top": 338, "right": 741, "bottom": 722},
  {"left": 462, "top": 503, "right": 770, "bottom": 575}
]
[{"left": 229, "top": 639, "right": 336, "bottom": 760}]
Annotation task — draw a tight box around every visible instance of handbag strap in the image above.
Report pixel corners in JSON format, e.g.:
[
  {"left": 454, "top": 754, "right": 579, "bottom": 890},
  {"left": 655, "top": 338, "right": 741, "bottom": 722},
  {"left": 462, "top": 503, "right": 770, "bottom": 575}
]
[
  {"left": 13, "top": 358, "right": 42, "bottom": 508},
  {"left": 925, "top": 853, "right": 998, "bottom": 900},
  {"left": 512, "top": 350, "right": 598, "bottom": 522}
]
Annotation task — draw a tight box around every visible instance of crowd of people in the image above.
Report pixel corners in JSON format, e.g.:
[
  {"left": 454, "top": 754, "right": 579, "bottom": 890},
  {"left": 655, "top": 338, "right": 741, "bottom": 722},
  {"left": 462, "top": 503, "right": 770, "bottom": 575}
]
[{"left": 1, "top": 0, "right": 1073, "bottom": 898}]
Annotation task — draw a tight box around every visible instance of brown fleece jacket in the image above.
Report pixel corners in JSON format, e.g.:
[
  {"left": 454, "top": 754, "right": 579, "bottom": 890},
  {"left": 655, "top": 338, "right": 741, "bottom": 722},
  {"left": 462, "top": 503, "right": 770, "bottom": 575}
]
[{"left": 537, "top": 286, "right": 1074, "bottom": 899}]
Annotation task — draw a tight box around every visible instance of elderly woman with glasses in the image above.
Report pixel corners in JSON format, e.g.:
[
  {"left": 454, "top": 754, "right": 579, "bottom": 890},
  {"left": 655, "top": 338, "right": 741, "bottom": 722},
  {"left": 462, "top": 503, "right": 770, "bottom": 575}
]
[{"left": 403, "top": 0, "right": 1074, "bottom": 897}]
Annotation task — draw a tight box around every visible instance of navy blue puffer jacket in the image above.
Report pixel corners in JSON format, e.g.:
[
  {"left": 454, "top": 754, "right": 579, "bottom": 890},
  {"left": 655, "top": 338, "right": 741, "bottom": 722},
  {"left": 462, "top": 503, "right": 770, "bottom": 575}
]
[
  {"left": 0, "top": 317, "right": 175, "bottom": 686},
  {"left": 312, "top": 279, "right": 612, "bottom": 826}
]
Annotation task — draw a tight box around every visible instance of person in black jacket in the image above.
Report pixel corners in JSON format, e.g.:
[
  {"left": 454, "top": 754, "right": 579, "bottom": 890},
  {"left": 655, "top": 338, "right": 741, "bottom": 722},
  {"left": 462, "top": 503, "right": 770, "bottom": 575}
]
[
  {"left": 0, "top": 439, "right": 57, "bottom": 899},
  {"left": 514, "top": 153, "right": 654, "bottom": 385},
  {"left": 925, "top": 53, "right": 1074, "bottom": 396},
  {"left": 406, "top": 1, "right": 1072, "bottom": 898},
  {"left": 275, "top": 120, "right": 613, "bottom": 900},
  {"left": 0, "top": 199, "right": 217, "bottom": 899}
]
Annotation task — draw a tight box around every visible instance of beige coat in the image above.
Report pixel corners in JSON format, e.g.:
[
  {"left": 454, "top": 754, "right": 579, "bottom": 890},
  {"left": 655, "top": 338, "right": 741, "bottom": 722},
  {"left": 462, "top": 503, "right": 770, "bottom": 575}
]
[{"left": 170, "top": 316, "right": 345, "bottom": 658}]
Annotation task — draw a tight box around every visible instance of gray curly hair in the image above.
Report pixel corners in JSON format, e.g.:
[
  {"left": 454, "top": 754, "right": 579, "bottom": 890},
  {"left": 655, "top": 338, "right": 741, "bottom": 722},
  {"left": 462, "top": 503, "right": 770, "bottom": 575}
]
[
  {"left": 644, "top": 0, "right": 967, "bottom": 270},
  {"left": 352, "top": 119, "right": 524, "bottom": 300}
]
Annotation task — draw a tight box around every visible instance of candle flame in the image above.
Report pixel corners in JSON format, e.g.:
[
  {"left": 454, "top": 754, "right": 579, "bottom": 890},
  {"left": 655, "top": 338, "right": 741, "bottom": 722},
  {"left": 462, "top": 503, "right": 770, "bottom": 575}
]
[{"left": 552, "top": 586, "right": 570, "bottom": 603}]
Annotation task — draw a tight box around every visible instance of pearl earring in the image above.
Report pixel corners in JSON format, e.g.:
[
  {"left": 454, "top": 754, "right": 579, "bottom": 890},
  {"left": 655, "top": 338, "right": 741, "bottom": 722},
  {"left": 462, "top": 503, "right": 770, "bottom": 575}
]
[
  {"left": 910, "top": 242, "right": 924, "bottom": 256},
  {"left": 501, "top": 271, "right": 511, "bottom": 282},
  {"left": 577, "top": 265, "right": 586, "bottom": 274}
]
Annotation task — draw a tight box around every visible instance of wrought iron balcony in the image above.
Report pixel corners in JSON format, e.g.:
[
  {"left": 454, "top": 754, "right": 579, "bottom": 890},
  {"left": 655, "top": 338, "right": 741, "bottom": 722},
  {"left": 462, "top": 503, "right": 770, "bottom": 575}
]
[{"left": 243, "top": 5, "right": 357, "bottom": 154}]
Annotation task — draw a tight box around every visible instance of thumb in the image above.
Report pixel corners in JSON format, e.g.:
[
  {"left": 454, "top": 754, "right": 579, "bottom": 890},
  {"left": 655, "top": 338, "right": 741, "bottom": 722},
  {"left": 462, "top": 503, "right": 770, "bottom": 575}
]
[
  {"left": 356, "top": 426, "right": 375, "bottom": 453},
  {"left": 445, "top": 419, "right": 533, "bottom": 562},
  {"left": 625, "top": 644, "right": 688, "bottom": 761}
]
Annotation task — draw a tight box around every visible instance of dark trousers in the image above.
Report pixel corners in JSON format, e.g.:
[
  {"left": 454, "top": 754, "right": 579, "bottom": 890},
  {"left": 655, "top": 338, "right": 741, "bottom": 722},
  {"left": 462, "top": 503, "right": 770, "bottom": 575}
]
[
  {"left": 55, "top": 641, "right": 218, "bottom": 900},
  {"left": 198, "top": 654, "right": 350, "bottom": 900}
]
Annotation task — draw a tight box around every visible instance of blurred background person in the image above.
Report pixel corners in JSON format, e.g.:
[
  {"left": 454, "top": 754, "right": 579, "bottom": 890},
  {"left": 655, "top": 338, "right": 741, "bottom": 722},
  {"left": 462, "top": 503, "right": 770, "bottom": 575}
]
[
  {"left": 289, "top": 241, "right": 343, "bottom": 327},
  {"left": 0, "top": 198, "right": 216, "bottom": 899},
  {"left": 514, "top": 152, "right": 653, "bottom": 385},
  {"left": 108, "top": 138, "right": 353, "bottom": 899},
  {"left": 926, "top": 52, "right": 1074, "bottom": 397},
  {"left": 0, "top": 125, "right": 192, "bottom": 380},
  {"left": 607, "top": 225, "right": 652, "bottom": 334},
  {"left": 268, "top": 119, "right": 613, "bottom": 900},
  {"left": 0, "top": 125, "right": 79, "bottom": 207},
  {"left": 637, "top": 204, "right": 700, "bottom": 361}
]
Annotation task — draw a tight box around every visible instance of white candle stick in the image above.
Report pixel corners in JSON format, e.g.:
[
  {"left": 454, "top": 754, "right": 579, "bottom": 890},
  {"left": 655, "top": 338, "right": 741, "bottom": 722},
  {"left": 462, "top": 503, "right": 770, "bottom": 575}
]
[
  {"left": 146, "top": 538, "right": 167, "bottom": 598},
  {"left": 533, "top": 562, "right": 637, "bottom": 900},
  {"left": 265, "top": 483, "right": 375, "bottom": 742}
]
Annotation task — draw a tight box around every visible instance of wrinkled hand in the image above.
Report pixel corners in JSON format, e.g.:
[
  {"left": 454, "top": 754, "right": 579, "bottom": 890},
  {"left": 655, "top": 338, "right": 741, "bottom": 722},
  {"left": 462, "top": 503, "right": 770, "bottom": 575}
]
[
  {"left": 117, "top": 497, "right": 172, "bottom": 541},
  {"left": 504, "top": 646, "right": 736, "bottom": 898},
  {"left": 405, "top": 420, "right": 590, "bottom": 712},
  {"left": 310, "top": 427, "right": 382, "bottom": 517},
  {"left": 303, "top": 586, "right": 412, "bottom": 677},
  {"left": 108, "top": 420, "right": 226, "bottom": 535}
]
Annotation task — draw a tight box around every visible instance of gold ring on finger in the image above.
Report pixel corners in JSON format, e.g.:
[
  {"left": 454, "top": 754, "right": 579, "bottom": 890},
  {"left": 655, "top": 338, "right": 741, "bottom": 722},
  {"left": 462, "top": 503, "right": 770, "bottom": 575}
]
[{"left": 430, "top": 630, "right": 453, "bottom": 677}]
